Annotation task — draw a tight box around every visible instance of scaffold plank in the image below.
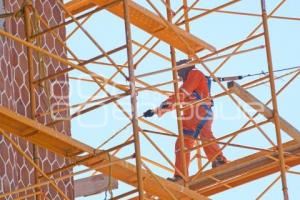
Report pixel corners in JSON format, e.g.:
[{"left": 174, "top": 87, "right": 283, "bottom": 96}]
[
  {"left": 190, "top": 140, "right": 300, "bottom": 195},
  {"left": 0, "top": 106, "right": 94, "bottom": 157},
  {"left": 74, "top": 147, "right": 211, "bottom": 199},
  {"left": 64, "top": 0, "right": 96, "bottom": 15},
  {"left": 228, "top": 81, "right": 300, "bottom": 143},
  {"left": 0, "top": 106, "right": 209, "bottom": 200},
  {"left": 64, "top": 0, "right": 216, "bottom": 55}
]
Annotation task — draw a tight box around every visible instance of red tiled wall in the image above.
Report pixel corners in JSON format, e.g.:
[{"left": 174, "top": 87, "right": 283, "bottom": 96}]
[{"left": 0, "top": 0, "right": 74, "bottom": 199}]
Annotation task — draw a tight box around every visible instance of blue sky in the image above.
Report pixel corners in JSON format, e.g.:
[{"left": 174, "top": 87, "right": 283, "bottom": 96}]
[{"left": 65, "top": 0, "right": 300, "bottom": 199}]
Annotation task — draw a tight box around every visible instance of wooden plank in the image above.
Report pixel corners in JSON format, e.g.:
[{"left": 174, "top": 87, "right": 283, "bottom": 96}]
[
  {"left": 0, "top": 115, "right": 30, "bottom": 135},
  {"left": 0, "top": 106, "right": 94, "bottom": 157},
  {"left": 185, "top": 81, "right": 300, "bottom": 195},
  {"left": 63, "top": 0, "right": 96, "bottom": 15},
  {"left": 64, "top": 0, "right": 216, "bottom": 55},
  {"left": 80, "top": 153, "right": 210, "bottom": 200},
  {"left": 74, "top": 174, "right": 118, "bottom": 197},
  {"left": 201, "top": 156, "right": 300, "bottom": 195},
  {"left": 0, "top": 106, "right": 209, "bottom": 200},
  {"left": 227, "top": 81, "right": 300, "bottom": 143},
  {"left": 189, "top": 140, "right": 300, "bottom": 195}
]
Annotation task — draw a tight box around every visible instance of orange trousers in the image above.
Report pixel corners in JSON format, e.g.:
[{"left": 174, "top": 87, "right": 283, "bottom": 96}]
[{"left": 174, "top": 119, "right": 224, "bottom": 177}]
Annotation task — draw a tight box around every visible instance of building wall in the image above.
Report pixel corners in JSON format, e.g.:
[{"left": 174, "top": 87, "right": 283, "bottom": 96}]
[{"left": 0, "top": 0, "right": 73, "bottom": 199}]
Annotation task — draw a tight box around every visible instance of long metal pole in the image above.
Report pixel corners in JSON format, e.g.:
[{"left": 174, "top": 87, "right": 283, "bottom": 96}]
[
  {"left": 182, "top": 0, "right": 203, "bottom": 171},
  {"left": 177, "top": 0, "right": 240, "bottom": 25},
  {"left": 192, "top": 7, "right": 300, "bottom": 22},
  {"left": 24, "top": 4, "right": 41, "bottom": 200},
  {"left": 33, "top": 44, "right": 127, "bottom": 85},
  {"left": 31, "top": 0, "right": 123, "bottom": 39},
  {"left": 123, "top": 0, "right": 144, "bottom": 199},
  {"left": 212, "top": 0, "right": 286, "bottom": 75},
  {"left": 166, "top": 0, "right": 188, "bottom": 182},
  {"left": 182, "top": 0, "right": 190, "bottom": 33},
  {"left": 260, "top": 1, "right": 289, "bottom": 199}
]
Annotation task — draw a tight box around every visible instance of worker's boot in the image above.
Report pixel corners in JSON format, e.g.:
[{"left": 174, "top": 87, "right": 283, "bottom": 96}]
[
  {"left": 167, "top": 175, "right": 183, "bottom": 182},
  {"left": 212, "top": 155, "right": 227, "bottom": 168}
]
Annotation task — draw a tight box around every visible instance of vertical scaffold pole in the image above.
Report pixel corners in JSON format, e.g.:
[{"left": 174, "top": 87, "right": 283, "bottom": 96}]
[
  {"left": 182, "top": 0, "right": 191, "bottom": 33},
  {"left": 24, "top": 2, "right": 41, "bottom": 200},
  {"left": 165, "top": 0, "right": 188, "bottom": 183},
  {"left": 123, "top": 0, "right": 144, "bottom": 199},
  {"left": 182, "top": 0, "right": 203, "bottom": 171},
  {"left": 260, "top": 1, "right": 289, "bottom": 199}
]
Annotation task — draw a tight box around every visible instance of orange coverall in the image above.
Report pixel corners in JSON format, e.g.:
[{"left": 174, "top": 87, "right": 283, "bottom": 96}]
[{"left": 160, "top": 69, "right": 225, "bottom": 177}]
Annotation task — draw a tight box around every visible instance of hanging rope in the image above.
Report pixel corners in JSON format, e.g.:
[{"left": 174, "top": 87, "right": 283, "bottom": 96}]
[
  {"left": 211, "top": 65, "right": 300, "bottom": 82},
  {"left": 29, "top": 4, "right": 55, "bottom": 120},
  {"left": 0, "top": 0, "right": 52, "bottom": 114},
  {"left": 104, "top": 153, "right": 114, "bottom": 200},
  {"left": 1, "top": 0, "right": 53, "bottom": 116},
  {"left": 0, "top": 0, "right": 31, "bottom": 19}
]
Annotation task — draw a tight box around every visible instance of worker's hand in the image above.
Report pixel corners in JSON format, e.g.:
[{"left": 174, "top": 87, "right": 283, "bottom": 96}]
[
  {"left": 155, "top": 107, "right": 169, "bottom": 117},
  {"left": 143, "top": 109, "right": 155, "bottom": 118}
]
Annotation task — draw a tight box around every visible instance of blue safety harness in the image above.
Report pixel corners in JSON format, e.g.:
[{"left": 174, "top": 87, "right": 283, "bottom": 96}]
[{"left": 183, "top": 77, "right": 213, "bottom": 139}]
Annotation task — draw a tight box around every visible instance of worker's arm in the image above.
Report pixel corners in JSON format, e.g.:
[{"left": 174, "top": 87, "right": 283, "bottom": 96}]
[{"left": 156, "top": 70, "right": 202, "bottom": 116}]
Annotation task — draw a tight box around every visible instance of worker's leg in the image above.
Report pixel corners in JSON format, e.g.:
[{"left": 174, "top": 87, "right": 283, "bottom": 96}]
[
  {"left": 174, "top": 135, "right": 195, "bottom": 177},
  {"left": 199, "top": 119, "right": 227, "bottom": 162}
]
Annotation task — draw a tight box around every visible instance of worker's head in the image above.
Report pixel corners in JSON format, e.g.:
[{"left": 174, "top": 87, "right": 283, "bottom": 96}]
[{"left": 176, "top": 59, "right": 195, "bottom": 82}]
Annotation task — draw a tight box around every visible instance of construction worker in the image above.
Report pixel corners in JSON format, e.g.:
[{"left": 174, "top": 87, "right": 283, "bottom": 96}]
[{"left": 143, "top": 59, "right": 227, "bottom": 182}]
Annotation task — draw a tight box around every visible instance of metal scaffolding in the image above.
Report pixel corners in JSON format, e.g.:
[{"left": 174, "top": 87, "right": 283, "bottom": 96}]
[{"left": 0, "top": 0, "right": 300, "bottom": 199}]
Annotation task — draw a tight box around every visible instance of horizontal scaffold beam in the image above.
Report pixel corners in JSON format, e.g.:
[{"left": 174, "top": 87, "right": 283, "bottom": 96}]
[
  {"left": 64, "top": 0, "right": 216, "bottom": 55},
  {"left": 0, "top": 106, "right": 209, "bottom": 200}
]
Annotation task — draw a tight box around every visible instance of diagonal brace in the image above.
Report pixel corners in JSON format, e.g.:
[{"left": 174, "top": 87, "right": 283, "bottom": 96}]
[{"left": 228, "top": 81, "right": 300, "bottom": 143}]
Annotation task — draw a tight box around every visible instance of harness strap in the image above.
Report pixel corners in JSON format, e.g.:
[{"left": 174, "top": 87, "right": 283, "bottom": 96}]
[
  {"left": 194, "top": 110, "right": 212, "bottom": 138},
  {"left": 183, "top": 91, "right": 212, "bottom": 139}
]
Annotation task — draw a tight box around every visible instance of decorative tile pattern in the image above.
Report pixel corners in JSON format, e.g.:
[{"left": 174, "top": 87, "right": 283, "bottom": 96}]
[{"left": 0, "top": 0, "right": 74, "bottom": 199}]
